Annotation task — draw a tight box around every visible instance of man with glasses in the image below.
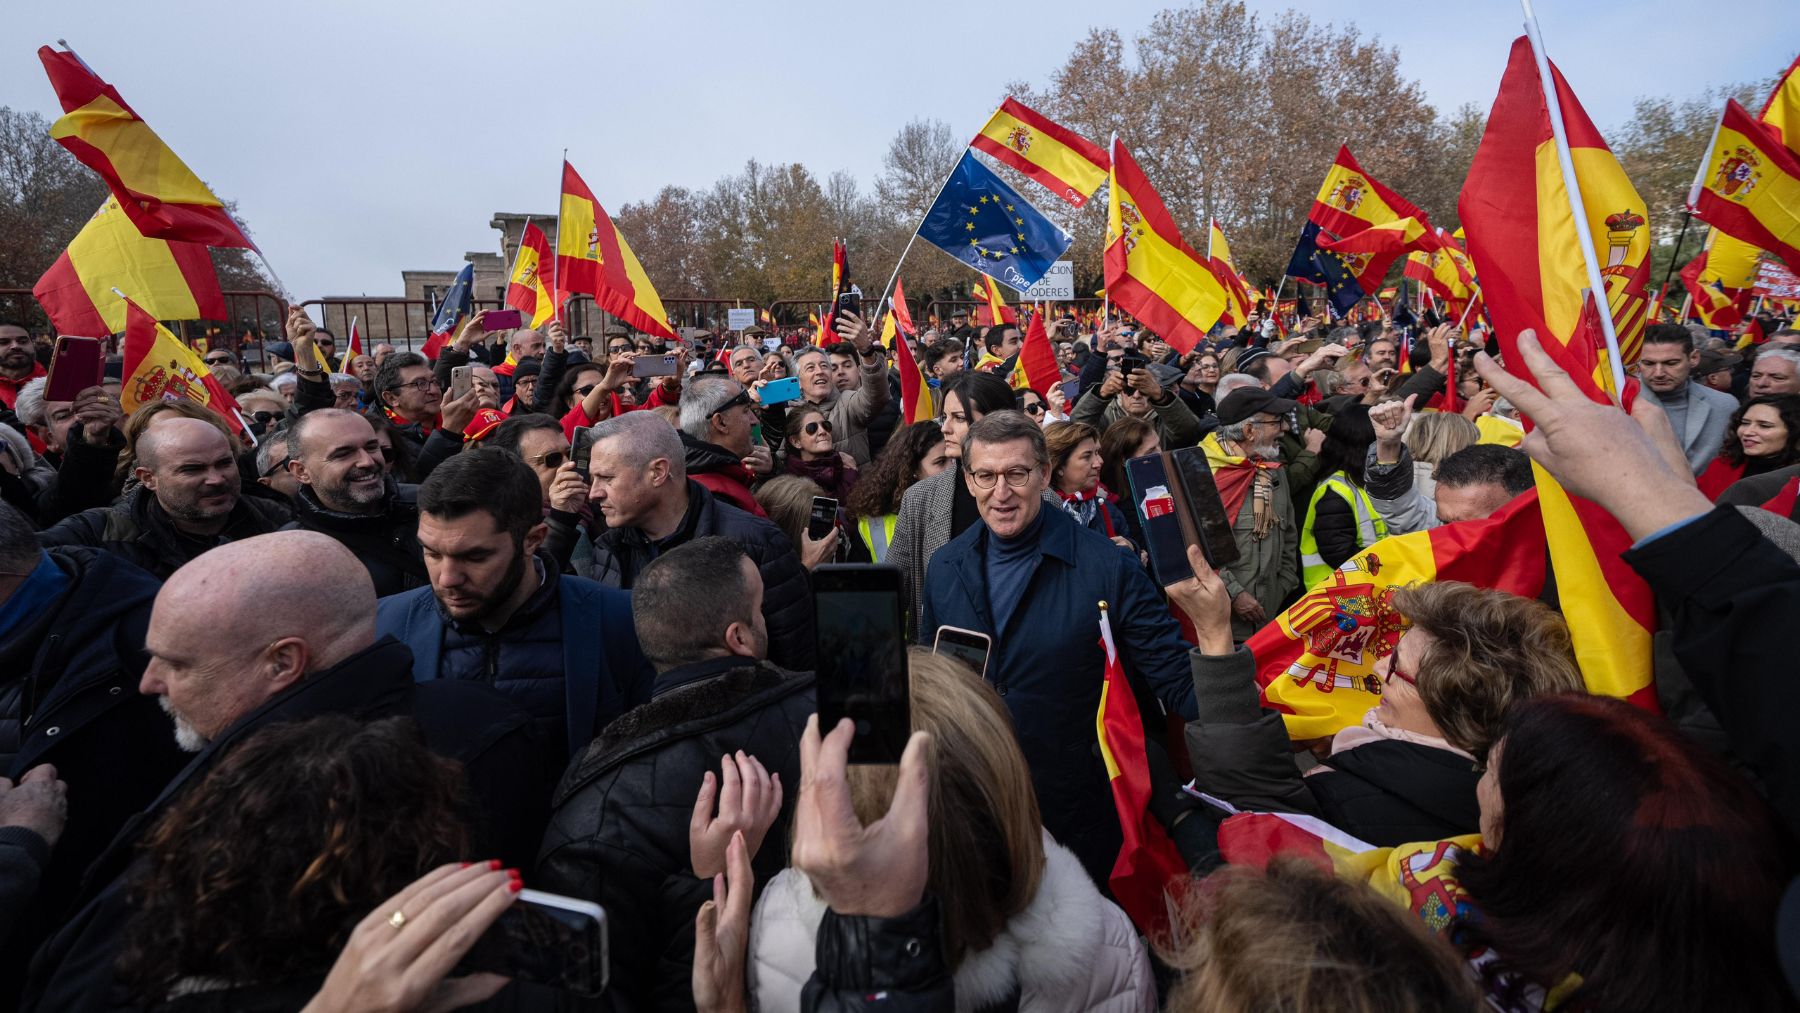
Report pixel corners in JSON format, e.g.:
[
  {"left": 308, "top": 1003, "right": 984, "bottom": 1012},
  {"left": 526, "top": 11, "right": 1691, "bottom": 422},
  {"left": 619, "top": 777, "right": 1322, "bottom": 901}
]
[
  {"left": 280, "top": 408, "right": 427, "bottom": 596},
  {"left": 201, "top": 349, "right": 236, "bottom": 371},
  {"left": 485, "top": 414, "right": 590, "bottom": 571},
  {"left": 919, "top": 410, "right": 1201, "bottom": 887},
  {"left": 676, "top": 375, "right": 771, "bottom": 516},
  {"left": 370, "top": 352, "right": 442, "bottom": 456},
  {"left": 0, "top": 323, "right": 46, "bottom": 411},
  {"left": 1205, "top": 388, "right": 1302, "bottom": 641}
]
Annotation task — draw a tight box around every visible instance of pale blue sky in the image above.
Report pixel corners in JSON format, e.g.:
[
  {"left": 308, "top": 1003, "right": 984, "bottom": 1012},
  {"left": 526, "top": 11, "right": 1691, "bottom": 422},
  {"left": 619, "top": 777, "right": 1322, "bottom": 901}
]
[{"left": 5, "top": 0, "right": 1792, "bottom": 300}]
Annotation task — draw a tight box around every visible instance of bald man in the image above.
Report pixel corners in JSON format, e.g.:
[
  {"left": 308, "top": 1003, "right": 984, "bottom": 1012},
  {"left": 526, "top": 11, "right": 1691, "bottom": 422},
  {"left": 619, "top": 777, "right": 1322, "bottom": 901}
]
[
  {"left": 282, "top": 408, "right": 428, "bottom": 596},
  {"left": 37, "top": 416, "right": 290, "bottom": 579},
  {"left": 25, "top": 531, "right": 552, "bottom": 1013}
]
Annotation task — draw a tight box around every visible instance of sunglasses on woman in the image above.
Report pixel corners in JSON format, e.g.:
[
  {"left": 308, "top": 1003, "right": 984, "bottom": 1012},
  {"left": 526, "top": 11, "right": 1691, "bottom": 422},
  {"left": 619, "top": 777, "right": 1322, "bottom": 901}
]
[{"left": 803, "top": 419, "right": 834, "bottom": 436}]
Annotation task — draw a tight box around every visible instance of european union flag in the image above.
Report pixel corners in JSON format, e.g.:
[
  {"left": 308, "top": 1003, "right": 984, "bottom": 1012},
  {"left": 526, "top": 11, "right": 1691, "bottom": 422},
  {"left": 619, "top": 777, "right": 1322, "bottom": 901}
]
[
  {"left": 429, "top": 262, "right": 475, "bottom": 338},
  {"left": 1286, "top": 222, "right": 1366, "bottom": 318},
  {"left": 918, "top": 152, "right": 1072, "bottom": 292}
]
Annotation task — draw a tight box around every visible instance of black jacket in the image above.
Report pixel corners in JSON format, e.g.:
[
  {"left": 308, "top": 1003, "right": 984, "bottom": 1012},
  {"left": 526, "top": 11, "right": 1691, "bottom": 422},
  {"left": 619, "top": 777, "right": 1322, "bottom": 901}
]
[
  {"left": 22, "top": 637, "right": 550, "bottom": 1013},
  {"left": 37, "top": 486, "right": 292, "bottom": 580},
  {"left": 30, "top": 424, "right": 124, "bottom": 525},
  {"left": 282, "top": 480, "right": 428, "bottom": 597},
  {"left": 802, "top": 900, "right": 953, "bottom": 1013},
  {"left": 585, "top": 481, "right": 815, "bottom": 670},
  {"left": 0, "top": 549, "right": 187, "bottom": 1006},
  {"left": 536, "top": 658, "right": 814, "bottom": 1012},
  {"left": 1184, "top": 647, "right": 1480, "bottom": 848}
]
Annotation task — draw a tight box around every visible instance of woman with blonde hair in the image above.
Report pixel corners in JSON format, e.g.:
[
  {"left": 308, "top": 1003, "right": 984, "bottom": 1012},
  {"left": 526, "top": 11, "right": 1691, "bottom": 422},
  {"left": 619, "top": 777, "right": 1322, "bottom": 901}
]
[
  {"left": 754, "top": 473, "right": 841, "bottom": 571},
  {"left": 748, "top": 650, "right": 1156, "bottom": 1013}
]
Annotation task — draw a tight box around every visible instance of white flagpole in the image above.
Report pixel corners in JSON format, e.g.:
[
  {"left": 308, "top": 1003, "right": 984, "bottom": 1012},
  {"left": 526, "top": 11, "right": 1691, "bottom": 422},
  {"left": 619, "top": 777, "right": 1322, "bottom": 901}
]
[{"left": 1519, "top": 0, "right": 1628, "bottom": 396}]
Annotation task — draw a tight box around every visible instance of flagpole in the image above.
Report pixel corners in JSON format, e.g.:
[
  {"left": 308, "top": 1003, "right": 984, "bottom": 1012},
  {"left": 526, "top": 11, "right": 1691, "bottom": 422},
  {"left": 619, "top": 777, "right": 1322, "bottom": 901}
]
[
  {"left": 554, "top": 151, "right": 565, "bottom": 327},
  {"left": 1520, "top": 0, "right": 1628, "bottom": 395},
  {"left": 878, "top": 151, "right": 967, "bottom": 324}
]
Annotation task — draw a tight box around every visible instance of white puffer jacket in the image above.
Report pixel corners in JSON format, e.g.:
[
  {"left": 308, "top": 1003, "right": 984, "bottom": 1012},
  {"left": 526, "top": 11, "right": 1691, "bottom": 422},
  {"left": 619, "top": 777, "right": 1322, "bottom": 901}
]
[{"left": 747, "top": 832, "right": 1157, "bottom": 1013}]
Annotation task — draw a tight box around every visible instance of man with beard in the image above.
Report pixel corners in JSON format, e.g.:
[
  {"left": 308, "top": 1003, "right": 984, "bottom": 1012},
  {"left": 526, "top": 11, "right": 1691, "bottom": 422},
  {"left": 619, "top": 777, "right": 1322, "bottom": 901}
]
[
  {"left": 377, "top": 449, "right": 654, "bottom": 761},
  {"left": 1205, "top": 388, "right": 1301, "bottom": 641},
  {"left": 37, "top": 418, "right": 290, "bottom": 579},
  {"left": 281, "top": 408, "right": 428, "bottom": 595},
  {"left": 0, "top": 323, "right": 45, "bottom": 411}
]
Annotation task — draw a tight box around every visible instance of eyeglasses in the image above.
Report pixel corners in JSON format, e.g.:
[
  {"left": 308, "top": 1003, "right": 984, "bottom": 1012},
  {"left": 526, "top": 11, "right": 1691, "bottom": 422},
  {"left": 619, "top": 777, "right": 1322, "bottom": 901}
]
[
  {"left": 607, "top": 343, "right": 631, "bottom": 354},
  {"left": 530, "top": 450, "right": 567, "bottom": 469},
  {"left": 251, "top": 410, "right": 279, "bottom": 425},
  {"left": 259, "top": 455, "right": 288, "bottom": 478},
  {"left": 203, "top": 355, "right": 232, "bottom": 365},
  {"left": 967, "top": 466, "right": 1038, "bottom": 490},
  {"left": 711, "top": 390, "right": 753, "bottom": 417},
  {"left": 574, "top": 382, "right": 599, "bottom": 397},
  {"left": 389, "top": 376, "right": 440, "bottom": 393},
  {"left": 803, "top": 419, "right": 834, "bottom": 436},
  {"left": 1023, "top": 400, "right": 1045, "bottom": 415},
  {"left": 1384, "top": 660, "right": 1416, "bottom": 686}
]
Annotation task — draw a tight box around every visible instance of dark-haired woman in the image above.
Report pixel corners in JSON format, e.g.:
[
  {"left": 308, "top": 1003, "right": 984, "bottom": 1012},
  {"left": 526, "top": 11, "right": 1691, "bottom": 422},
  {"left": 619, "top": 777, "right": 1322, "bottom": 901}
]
[
  {"left": 117, "top": 716, "right": 486, "bottom": 1011},
  {"left": 844, "top": 421, "right": 949, "bottom": 564},
  {"left": 781, "top": 405, "right": 858, "bottom": 504},
  {"left": 1299, "top": 403, "right": 1384, "bottom": 587},
  {"left": 1696, "top": 393, "right": 1800, "bottom": 499}
]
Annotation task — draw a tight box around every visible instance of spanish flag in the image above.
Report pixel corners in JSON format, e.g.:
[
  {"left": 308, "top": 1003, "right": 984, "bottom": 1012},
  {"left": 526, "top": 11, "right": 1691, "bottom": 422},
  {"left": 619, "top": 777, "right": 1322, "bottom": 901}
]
[
  {"left": 1008, "top": 312, "right": 1061, "bottom": 394},
  {"left": 1207, "top": 220, "right": 1255, "bottom": 328},
  {"left": 1458, "top": 36, "right": 1657, "bottom": 714},
  {"left": 970, "top": 97, "right": 1110, "bottom": 208},
  {"left": 830, "top": 240, "right": 848, "bottom": 306},
  {"left": 1104, "top": 139, "right": 1230, "bottom": 355},
  {"left": 556, "top": 160, "right": 675, "bottom": 340},
  {"left": 1458, "top": 37, "right": 1652, "bottom": 378},
  {"left": 1679, "top": 236, "right": 1757, "bottom": 330},
  {"left": 1097, "top": 605, "right": 1187, "bottom": 937},
  {"left": 976, "top": 274, "right": 1018, "bottom": 327},
  {"left": 346, "top": 317, "right": 363, "bottom": 360},
  {"left": 119, "top": 293, "right": 246, "bottom": 437},
  {"left": 505, "top": 222, "right": 557, "bottom": 328},
  {"left": 1759, "top": 54, "right": 1800, "bottom": 153},
  {"left": 884, "top": 281, "right": 934, "bottom": 426},
  {"left": 1309, "top": 146, "right": 1434, "bottom": 294},
  {"left": 33, "top": 196, "right": 225, "bottom": 338},
  {"left": 37, "top": 46, "right": 254, "bottom": 250},
  {"left": 1688, "top": 99, "right": 1800, "bottom": 271}
]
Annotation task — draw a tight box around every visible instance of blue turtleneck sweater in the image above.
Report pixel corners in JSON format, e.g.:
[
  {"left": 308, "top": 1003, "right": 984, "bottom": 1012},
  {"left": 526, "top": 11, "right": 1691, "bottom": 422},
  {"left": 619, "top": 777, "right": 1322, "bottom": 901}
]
[{"left": 984, "top": 507, "right": 1046, "bottom": 633}]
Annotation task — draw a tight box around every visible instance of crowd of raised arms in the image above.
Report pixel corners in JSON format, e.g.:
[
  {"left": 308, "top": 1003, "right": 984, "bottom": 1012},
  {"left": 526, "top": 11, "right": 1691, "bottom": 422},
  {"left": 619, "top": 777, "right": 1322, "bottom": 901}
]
[{"left": 1, "top": 299, "right": 1798, "bottom": 1013}]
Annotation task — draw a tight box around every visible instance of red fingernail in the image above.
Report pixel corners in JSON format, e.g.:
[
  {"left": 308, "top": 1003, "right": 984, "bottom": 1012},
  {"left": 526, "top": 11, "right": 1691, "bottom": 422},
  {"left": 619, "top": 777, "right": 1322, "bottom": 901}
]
[
  {"left": 459, "top": 861, "right": 472, "bottom": 868},
  {"left": 487, "top": 859, "right": 502, "bottom": 870},
  {"left": 507, "top": 868, "right": 522, "bottom": 880},
  {"left": 508, "top": 880, "right": 524, "bottom": 893}
]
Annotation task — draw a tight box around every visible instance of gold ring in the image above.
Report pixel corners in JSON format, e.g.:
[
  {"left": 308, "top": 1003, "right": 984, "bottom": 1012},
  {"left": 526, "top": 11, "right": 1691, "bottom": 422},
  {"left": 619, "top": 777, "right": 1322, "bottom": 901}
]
[{"left": 388, "top": 910, "right": 407, "bottom": 930}]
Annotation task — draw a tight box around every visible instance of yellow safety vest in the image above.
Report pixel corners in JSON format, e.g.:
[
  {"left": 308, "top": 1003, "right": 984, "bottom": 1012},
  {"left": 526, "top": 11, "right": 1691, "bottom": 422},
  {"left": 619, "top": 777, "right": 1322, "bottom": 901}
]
[
  {"left": 1300, "top": 472, "right": 1387, "bottom": 588},
  {"left": 857, "top": 514, "right": 899, "bottom": 563}
]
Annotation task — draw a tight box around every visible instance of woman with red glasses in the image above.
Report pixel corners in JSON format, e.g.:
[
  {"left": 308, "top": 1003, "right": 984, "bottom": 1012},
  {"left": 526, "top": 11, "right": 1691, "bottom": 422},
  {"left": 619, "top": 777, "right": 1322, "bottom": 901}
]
[
  {"left": 780, "top": 405, "right": 858, "bottom": 503},
  {"left": 1183, "top": 579, "right": 1584, "bottom": 847}
]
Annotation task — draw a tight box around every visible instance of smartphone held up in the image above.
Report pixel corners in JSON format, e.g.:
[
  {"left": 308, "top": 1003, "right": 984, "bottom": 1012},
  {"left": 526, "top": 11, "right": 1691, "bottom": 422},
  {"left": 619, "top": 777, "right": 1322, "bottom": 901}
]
[{"left": 811, "top": 564, "right": 910, "bottom": 764}]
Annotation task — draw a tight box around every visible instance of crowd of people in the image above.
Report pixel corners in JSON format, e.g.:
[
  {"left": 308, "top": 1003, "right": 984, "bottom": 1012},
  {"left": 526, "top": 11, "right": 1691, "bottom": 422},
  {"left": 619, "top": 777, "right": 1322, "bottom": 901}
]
[{"left": 0, "top": 294, "right": 1797, "bottom": 1013}]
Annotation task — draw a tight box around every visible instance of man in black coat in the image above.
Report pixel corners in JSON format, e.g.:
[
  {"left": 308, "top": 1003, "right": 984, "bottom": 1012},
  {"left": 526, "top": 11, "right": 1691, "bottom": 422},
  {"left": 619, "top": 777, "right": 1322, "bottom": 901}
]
[
  {"left": 36, "top": 417, "right": 290, "bottom": 579},
  {"left": 0, "top": 503, "right": 187, "bottom": 1008},
  {"left": 582, "top": 411, "right": 815, "bottom": 669},
  {"left": 539, "top": 536, "right": 812, "bottom": 1013},
  {"left": 21, "top": 530, "right": 550, "bottom": 1013},
  {"left": 281, "top": 408, "right": 429, "bottom": 596}
]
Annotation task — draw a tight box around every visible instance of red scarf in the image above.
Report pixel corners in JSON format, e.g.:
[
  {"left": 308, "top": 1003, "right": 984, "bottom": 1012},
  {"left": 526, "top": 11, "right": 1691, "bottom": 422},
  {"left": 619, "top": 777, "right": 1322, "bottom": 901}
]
[{"left": 1057, "top": 483, "right": 1117, "bottom": 538}]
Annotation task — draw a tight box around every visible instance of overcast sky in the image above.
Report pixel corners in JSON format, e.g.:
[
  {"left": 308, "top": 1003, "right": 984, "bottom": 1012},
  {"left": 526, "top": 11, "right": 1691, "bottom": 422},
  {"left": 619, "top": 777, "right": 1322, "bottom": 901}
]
[{"left": 5, "top": 0, "right": 1792, "bottom": 300}]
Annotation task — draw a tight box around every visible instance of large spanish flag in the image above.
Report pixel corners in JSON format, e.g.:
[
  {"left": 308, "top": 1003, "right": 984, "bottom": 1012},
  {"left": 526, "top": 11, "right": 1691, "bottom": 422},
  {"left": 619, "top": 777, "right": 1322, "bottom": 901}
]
[
  {"left": 1680, "top": 235, "right": 1758, "bottom": 330},
  {"left": 1097, "top": 606, "right": 1187, "bottom": 937},
  {"left": 970, "top": 97, "right": 1109, "bottom": 208},
  {"left": 34, "top": 196, "right": 225, "bottom": 337},
  {"left": 1688, "top": 99, "right": 1800, "bottom": 270},
  {"left": 1309, "top": 146, "right": 1434, "bottom": 293},
  {"left": 505, "top": 222, "right": 557, "bottom": 328},
  {"left": 1458, "top": 37, "right": 1653, "bottom": 378},
  {"left": 38, "top": 46, "right": 254, "bottom": 250},
  {"left": 119, "top": 294, "right": 246, "bottom": 437},
  {"left": 1207, "top": 220, "right": 1255, "bottom": 328},
  {"left": 1008, "top": 312, "right": 1061, "bottom": 395},
  {"left": 1247, "top": 490, "right": 1548, "bottom": 741},
  {"left": 556, "top": 160, "right": 675, "bottom": 341},
  {"left": 1458, "top": 36, "right": 1657, "bottom": 713},
  {"left": 1758, "top": 54, "right": 1800, "bottom": 153},
  {"left": 1105, "top": 139, "right": 1230, "bottom": 355}
]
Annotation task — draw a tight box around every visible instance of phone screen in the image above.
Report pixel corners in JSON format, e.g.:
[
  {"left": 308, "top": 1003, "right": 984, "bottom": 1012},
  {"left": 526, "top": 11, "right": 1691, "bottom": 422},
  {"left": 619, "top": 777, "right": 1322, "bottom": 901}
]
[
  {"left": 1119, "top": 354, "right": 1147, "bottom": 375},
  {"left": 571, "top": 426, "right": 596, "bottom": 481},
  {"left": 459, "top": 889, "right": 608, "bottom": 997},
  {"left": 808, "top": 496, "right": 839, "bottom": 540},
  {"left": 482, "top": 309, "right": 523, "bottom": 331},
  {"left": 812, "top": 565, "right": 909, "bottom": 764},
  {"left": 1059, "top": 379, "right": 1080, "bottom": 404},
  {"left": 932, "top": 626, "right": 992, "bottom": 680},
  {"left": 1170, "top": 446, "right": 1243, "bottom": 569}
]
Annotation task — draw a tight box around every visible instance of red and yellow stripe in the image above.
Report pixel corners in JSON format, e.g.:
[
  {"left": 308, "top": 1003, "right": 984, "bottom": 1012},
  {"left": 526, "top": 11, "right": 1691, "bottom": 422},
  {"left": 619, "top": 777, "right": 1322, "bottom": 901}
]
[
  {"left": 556, "top": 160, "right": 675, "bottom": 340},
  {"left": 970, "top": 97, "right": 1109, "bottom": 207},
  {"left": 1104, "top": 139, "right": 1229, "bottom": 355},
  {"left": 33, "top": 196, "right": 225, "bottom": 338}
]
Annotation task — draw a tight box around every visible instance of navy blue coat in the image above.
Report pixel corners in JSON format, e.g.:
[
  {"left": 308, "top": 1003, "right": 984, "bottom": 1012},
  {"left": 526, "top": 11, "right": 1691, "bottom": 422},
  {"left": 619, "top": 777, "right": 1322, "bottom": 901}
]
[
  {"left": 377, "top": 562, "right": 655, "bottom": 761},
  {"left": 921, "top": 504, "right": 1197, "bottom": 884}
]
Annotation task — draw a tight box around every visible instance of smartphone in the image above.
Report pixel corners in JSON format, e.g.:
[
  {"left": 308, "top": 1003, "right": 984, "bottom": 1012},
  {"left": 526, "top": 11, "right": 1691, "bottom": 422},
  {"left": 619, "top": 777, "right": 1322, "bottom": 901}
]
[
  {"left": 835, "top": 291, "right": 862, "bottom": 322},
  {"left": 760, "top": 376, "right": 802, "bottom": 405},
  {"left": 482, "top": 309, "right": 523, "bottom": 331},
  {"left": 1168, "top": 446, "right": 1244, "bottom": 569},
  {"left": 45, "top": 336, "right": 104, "bottom": 401},
  {"left": 450, "top": 365, "right": 474, "bottom": 400},
  {"left": 571, "top": 426, "right": 596, "bottom": 481},
  {"left": 1119, "top": 354, "right": 1147, "bottom": 376},
  {"left": 458, "top": 888, "right": 608, "bottom": 997},
  {"left": 1059, "top": 379, "right": 1081, "bottom": 404},
  {"left": 932, "top": 625, "right": 992, "bottom": 680},
  {"left": 808, "top": 495, "right": 839, "bottom": 540},
  {"left": 632, "top": 354, "right": 679, "bottom": 378},
  {"left": 812, "top": 564, "right": 910, "bottom": 764}
]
